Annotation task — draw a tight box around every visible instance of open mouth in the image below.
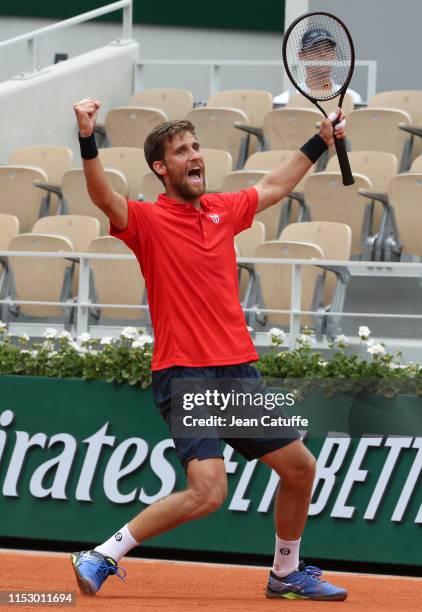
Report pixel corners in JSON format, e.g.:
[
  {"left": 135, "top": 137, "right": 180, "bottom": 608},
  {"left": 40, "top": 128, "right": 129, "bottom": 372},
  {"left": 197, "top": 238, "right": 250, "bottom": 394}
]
[{"left": 187, "top": 167, "right": 202, "bottom": 183}]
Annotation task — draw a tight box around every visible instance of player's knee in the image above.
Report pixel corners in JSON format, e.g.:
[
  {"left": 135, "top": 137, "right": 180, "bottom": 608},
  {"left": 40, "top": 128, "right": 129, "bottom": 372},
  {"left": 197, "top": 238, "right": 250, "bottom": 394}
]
[
  {"left": 281, "top": 451, "right": 316, "bottom": 485},
  {"left": 190, "top": 479, "right": 227, "bottom": 515}
]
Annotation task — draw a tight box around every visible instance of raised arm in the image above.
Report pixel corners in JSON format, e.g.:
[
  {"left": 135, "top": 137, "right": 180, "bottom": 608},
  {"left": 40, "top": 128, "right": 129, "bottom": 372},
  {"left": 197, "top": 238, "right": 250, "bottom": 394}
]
[
  {"left": 73, "top": 98, "right": 128, "bottom": 231},
  {"left": 254, "top": 109, "right": 346, "bottom": 213}
]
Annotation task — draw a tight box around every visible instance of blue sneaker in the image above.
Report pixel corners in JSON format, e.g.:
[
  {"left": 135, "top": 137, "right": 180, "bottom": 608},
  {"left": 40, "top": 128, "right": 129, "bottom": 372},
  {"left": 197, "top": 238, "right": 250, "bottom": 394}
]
[
  {"left": 266, "top": 562, "right": 348, "bottom": 601},
  {"left": 70, "top": 550, "right": 126, "bottom": 596}
]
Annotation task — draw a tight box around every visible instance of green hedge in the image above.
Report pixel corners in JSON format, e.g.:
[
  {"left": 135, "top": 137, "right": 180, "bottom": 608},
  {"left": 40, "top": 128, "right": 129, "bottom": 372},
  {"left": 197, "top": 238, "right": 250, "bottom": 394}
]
[{"left": 1, "top": 324, "right": 421, "bottom": 397}]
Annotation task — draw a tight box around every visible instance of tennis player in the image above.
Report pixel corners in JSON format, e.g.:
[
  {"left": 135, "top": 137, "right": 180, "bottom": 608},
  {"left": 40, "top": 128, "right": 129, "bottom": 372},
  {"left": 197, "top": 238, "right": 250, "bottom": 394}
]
[{"left": 70, "top": 97, "right": 348, "bottom": 601}]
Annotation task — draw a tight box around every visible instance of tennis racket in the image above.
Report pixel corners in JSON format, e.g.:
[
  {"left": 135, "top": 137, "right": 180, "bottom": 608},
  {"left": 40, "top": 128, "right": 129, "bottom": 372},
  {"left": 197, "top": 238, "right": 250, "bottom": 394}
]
[{"left": 282, "top": 12, "right": 355, "bottom": 186}]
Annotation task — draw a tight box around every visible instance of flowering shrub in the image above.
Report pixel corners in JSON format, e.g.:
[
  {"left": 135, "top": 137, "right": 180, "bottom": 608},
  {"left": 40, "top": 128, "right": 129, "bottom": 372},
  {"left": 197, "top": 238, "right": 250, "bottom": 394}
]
[
  {"left": 0, "top": 323, "right": 421, "bottom": 396},
  {"left": 258, "top": 326, "right": 422, "bottom": 398},
  {"left": 0, "top": 326, "right": 153, "bottom": 389}
]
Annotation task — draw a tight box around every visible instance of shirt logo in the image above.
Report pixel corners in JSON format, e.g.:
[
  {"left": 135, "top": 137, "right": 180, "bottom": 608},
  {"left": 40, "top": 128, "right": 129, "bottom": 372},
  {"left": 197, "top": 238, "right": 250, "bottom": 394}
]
[{"left": 209, "top": 214, "right": 220, "bottom": 224}]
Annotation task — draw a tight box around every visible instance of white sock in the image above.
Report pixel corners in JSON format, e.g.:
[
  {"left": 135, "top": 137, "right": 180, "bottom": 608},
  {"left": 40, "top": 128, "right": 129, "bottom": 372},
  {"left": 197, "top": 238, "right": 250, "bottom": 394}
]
[
  {"left": 94, "top": 524, "right": 138, "bottom": 562},
  {"left": 272, "top": 535, "right": 301, "bottom": 578}
]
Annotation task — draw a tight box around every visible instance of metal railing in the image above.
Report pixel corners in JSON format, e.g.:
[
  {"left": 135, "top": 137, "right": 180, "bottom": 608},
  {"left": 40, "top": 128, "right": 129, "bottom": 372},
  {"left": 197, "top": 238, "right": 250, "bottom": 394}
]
[
  {"left": 0, "top": 0, "right": 133, "bottom": 76},
  {"left": 1, "top": 252, "right": 421, "bottom": 350},
  {"left": 136, "top": 59, "right": 377, "bottom": 101}
]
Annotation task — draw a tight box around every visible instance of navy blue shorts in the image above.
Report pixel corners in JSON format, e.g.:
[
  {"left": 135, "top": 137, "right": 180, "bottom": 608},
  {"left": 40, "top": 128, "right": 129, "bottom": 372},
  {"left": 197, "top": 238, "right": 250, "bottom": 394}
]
[{"left": 151, "top": 363, "right": 300, "bottom": 469}]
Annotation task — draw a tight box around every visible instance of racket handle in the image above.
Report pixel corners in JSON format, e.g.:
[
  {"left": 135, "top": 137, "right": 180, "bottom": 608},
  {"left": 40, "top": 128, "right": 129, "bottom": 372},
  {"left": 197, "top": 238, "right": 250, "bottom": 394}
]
[{"left": 334, "top": 138, "right": 355, "bottom": 186}]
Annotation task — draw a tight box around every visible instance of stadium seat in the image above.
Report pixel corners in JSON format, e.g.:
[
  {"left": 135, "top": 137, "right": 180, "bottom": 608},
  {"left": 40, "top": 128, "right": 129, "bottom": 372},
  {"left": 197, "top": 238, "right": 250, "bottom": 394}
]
[
  {"left": 32, "top": 215, "right": 100, "bottom": 252},
  {"left": 286, "top": 91, "right": 355, "bottom": 116},
  {"left": 368, "top": 91, "right": 422, "bottom": 161},
  {"left": 347, "top": 108, "right": 412, "bottom": 171},
  {"left": 8, "top": 145, "right": 73, "bottom": 185},
  {"left": 384, "top": 173, "right": 422, "bottom": 261},
  {"left": 104, "top": 107, "right": 167, "bottom": 148},
  {"left": 280, "top": 222, "right": 352, "bottom": 334},
  {"left": 245, "top": 150, "right": 313, "bottom": 226},
  {"left": 0, "top": 214, "right": 20, "bottom": 251},
  {"left": 4, "top": 234, "right": 74, "bottom": 325},
  {"left": 235, "top": 220, "right": 266, "bottom": 256},
  {"left": 60, "top": 169, "right": 128, "bottom": 234},
  {"left": 221, "top": 170, "right": 283, "bottom": 240},
  {"left": 202, "top": 149, "right": 233, "bottom": 191},
  {"left": 235, "top": 220, "right": 266, "bottom": 301},
  {"left": 99, "top": 147, "right": 150, "bottom": 200},
  {"left": 88, "top": 236, "right": 147, "bottom": 324},
  {"left": 129, "top": 89, "right": 194, "bottom": 120},
  {"left": 0, "top": 166, "right": 48, "bottom": 232},
  {"left": 369, "top": 90, "right": 422, "bottom": 123},
  {"left": 327, "top": 151, "right": 398, "bottom": 252},
  {"left": 303, "top": 172, "right": 376, "bottom": 260},
  {"left": 245, "top": 150, "right": 313, "bottom": 191},
  {"left": 32, "top": 215, "right": 101, "bottom": 296},
  {"left": 409, "top": 155, "right": 422, "bottom": 172},
  {"left": 252, "top": 240, "right": 325, "bottom": 328},
  {"left": 207, "top": 89, "right": 273, "bottom": 128},
  {"left": 186, "top": 107, "right": 249, "bottom": 169},
  {"left": 139, "top": 172, "right": 163, "bottom": 202},
  {"left": 280, "top": 222, "right": 352, "bottom": 261},
  {"left": 0, "top": 214, "right": 20, "bottom": 301},
  {"left": 260, "top": 109, "right": 323, "bottom": 166},
  {"left": 326, "top": 151, "right": 398, "bottom": 193}
]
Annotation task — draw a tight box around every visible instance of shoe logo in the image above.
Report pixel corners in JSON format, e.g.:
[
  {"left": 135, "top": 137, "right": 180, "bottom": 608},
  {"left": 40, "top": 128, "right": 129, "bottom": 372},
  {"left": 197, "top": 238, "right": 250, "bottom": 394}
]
[
  {"left": 80, "top": 551, "right": 94, "bottom": 561},
  {"left": 115, "top": 532, "right": 122, "bottom": 541},
  {"left": 209, "top": 214, "right": 220, "bottom": 224},
  {"left": 280, "top": 548, "right": 290, "bottom": 555}
]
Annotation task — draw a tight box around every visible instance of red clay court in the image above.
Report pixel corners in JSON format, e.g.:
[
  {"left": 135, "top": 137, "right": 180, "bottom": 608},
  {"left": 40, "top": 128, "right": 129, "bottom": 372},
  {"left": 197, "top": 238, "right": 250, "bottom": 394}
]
[{"left": 2, "top": 550, "right": 421, "bottom": 611}]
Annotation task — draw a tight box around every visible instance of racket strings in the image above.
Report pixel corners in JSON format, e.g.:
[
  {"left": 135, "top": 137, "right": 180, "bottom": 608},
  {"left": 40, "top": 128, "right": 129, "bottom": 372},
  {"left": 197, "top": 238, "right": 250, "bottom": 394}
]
[{"left": 284, "top": 14, "right": 352, "bottom": 101}]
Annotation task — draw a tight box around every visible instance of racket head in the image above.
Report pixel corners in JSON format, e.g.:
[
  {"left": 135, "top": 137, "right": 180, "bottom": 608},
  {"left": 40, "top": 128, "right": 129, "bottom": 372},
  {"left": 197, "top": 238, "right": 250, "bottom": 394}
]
[{"left": 282, "top": 12, "right": 355, "bottom": 107}]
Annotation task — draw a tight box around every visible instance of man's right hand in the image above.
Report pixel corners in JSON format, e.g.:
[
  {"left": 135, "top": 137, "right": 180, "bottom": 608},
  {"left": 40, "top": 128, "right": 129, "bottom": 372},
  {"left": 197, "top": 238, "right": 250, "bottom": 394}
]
[{"left": 73, "top": 98, "right": 101, "bottom": 137}]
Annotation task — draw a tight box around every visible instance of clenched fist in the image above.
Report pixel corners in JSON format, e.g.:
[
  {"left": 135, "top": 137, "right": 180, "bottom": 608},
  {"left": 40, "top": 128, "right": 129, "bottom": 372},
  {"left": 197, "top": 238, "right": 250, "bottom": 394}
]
[
  {"left": 319, "top": 107, "right": 346, "bottom": 147},
  {"left": 73, "top": 98, "right": 101, "bottom": 137}
]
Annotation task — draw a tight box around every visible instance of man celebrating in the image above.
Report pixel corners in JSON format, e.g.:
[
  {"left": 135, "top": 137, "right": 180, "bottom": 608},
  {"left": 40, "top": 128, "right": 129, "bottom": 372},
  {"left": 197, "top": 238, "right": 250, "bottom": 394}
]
[{"left": 70, "top": 98, "right": 348, "bottom": 601}]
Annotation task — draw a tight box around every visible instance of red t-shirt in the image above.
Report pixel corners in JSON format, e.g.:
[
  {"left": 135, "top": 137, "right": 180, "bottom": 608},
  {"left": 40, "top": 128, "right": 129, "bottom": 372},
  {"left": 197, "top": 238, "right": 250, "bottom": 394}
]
[{"left": 110, "top": 188, "right": 259, "bottom": 371}]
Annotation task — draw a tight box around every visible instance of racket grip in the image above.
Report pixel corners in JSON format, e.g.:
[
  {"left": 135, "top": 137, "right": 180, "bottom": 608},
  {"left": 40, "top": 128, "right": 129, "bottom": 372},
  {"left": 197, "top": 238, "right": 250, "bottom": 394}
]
[{"left": 334, "top": 138, "right": 355, "bottom": 186}]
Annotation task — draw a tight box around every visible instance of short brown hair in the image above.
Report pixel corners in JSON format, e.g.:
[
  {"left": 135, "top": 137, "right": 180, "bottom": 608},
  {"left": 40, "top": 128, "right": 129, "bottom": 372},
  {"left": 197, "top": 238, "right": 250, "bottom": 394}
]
[{"left": 144, "top": 119, "right": 196, "bottom": 181}]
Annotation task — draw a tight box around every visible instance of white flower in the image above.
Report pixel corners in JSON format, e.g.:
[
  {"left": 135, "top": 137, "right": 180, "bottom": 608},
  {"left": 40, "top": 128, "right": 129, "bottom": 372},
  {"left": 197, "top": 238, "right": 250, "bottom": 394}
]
[
  {"left": 131, "top": 339, "right": 144, "bottom": 349},
  {"left": 367, "top": 343, "right": 385, "bottom": 355},
  {"left": 31, "top": 350, "right": 38, "bottom": 358},
  {"left": 297, "top": 334, "right": 313, "bottom": 347},
  {"left": 269, "top": 328, "right": 286, "bottom": 345},
  {"left": 43, "top": 327, "right": 58, "bottom": 339},
  {"left": 121, "top": 326, "right": 139, "bottom": 340},
  {"left": 269, "top": 327, "right": 285, "bottom": 339},
  {"left": 335, "top": 334, "right": 348, "bottom": 346},
  {"left": 47, "top": 350, "right": 58, "bottom": 358},
  {"left": 58, "top": 330, "right": 72, "bottom": 340},
  {"left": 319, "top": 359, "right": 328, "bottom": 367},
  {"left": 132, "top": 334, "right": 153, "bottom": 349},
  {"left": 21, "top": 349, "right": 31, "bottom": 355},
  {"left": 69, "top": 341, "right": 87, "bottom": 354},
  {"left": 78, "top": 332, "right": 91, "bottom": 344},
  {"left": 358, "top": 325, "right": 371, "bottom": 340},
  {"left": 0, "top": 321, "right": 6, "bottom": 330},
  {"left": 100, "top": 336, "right": 114, "bottom": 345},
  {"left": 19, "top": 333, "right": 29, "bottom": 342}
]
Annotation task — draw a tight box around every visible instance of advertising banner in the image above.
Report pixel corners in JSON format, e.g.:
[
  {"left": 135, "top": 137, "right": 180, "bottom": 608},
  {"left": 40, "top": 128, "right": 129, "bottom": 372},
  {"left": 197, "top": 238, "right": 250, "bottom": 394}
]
[{"left": 0, "top": 376, "right": 420, "bottom": 566}]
